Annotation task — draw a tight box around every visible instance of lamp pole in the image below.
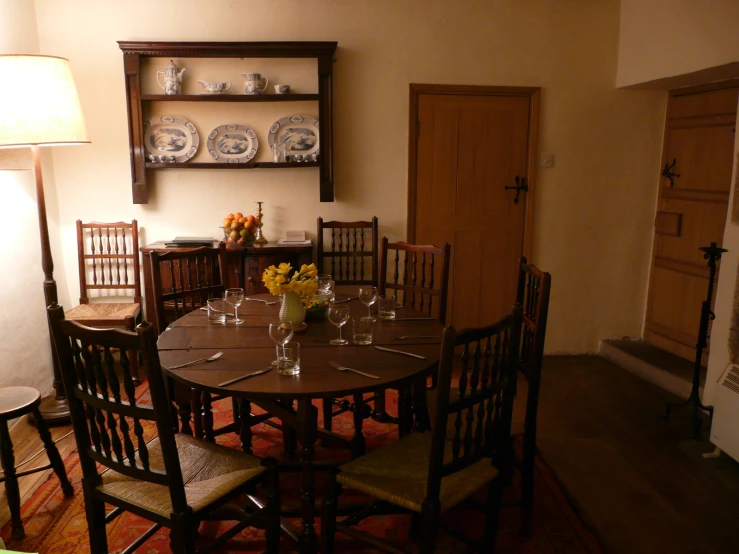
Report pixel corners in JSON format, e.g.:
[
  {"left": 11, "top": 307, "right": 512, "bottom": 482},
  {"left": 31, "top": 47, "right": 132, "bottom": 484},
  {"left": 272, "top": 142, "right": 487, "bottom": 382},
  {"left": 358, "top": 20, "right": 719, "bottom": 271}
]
[{"left": 32, "top": 144, "right": 69, "bottom": 423}]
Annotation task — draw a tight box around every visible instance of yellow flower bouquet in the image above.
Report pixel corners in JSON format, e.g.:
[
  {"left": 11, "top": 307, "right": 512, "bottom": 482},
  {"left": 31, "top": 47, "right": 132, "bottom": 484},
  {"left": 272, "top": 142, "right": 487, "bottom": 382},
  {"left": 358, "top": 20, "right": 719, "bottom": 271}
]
[{"left": 262, "top": 262, "right": 318, "bottom": 297}]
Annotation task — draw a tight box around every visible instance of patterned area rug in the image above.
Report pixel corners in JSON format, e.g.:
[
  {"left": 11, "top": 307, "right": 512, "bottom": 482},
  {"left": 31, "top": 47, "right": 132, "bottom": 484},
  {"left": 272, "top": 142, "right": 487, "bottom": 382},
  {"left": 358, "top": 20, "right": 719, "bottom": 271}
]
[{"left": 1, "top": 384, "right": 604, "bottom": 553}]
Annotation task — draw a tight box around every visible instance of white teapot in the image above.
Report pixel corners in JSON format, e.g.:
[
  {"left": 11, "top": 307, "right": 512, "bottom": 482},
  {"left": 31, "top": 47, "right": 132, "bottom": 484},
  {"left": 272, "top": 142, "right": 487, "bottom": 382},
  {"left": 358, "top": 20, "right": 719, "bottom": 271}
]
[{"left": 156, "top": 60, "right": 186, "bottom": 95}]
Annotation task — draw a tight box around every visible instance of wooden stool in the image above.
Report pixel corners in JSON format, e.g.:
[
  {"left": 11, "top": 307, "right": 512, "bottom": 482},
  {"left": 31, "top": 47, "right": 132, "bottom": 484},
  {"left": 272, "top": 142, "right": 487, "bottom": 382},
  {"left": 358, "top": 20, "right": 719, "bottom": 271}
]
[{"left": 0, "top": 387, "right": 73, "bottom": 539}]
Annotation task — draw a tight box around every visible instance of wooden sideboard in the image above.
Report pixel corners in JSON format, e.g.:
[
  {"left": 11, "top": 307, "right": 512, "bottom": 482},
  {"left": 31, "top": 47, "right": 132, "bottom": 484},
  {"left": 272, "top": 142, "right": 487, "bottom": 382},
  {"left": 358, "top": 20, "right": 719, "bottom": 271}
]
[{"left": 140, "top": 241, "right": 313, "bottom": 324}]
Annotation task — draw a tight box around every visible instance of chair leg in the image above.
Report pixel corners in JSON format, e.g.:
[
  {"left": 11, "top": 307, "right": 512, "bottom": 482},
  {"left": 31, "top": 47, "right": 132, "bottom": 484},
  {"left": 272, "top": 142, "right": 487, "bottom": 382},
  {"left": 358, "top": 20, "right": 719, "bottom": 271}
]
[
  {"left": 419, "top": 499, "right": 439, "bottom": 554},
  {"left": 483, "top": 477, "right": 504, "bottom": 552},
  {"left": 264, "top": 459, "right": 281, "bottom": 553},
  {"left": 519, "top": 438, "right": 535, "bottom": 538},
  {"left": 281, "top": 399, "right": 297, "bottom": 459},
  {"left": 202, "top": 392, "right": 215, "bottom": 442},
  {"left": 82, "top": 482, "right": 109, "bottom": 553},
  {"left": 191, "top": 389, "right": 203, "bottom": 439},
  {"left": 0, "top": 421, "right": 24, "bottom": 540},
  {"left": 170, "top": 513, "right": 197, "bottom": 554},
  {"left": 239, "top": 398, "right": 253, "bottom": 454},
  {"left": 33, "top": 408, "right": 73, "bottom": 496},
  {"left": 321, "top": 468, "right": 339, "bottom": 554}
]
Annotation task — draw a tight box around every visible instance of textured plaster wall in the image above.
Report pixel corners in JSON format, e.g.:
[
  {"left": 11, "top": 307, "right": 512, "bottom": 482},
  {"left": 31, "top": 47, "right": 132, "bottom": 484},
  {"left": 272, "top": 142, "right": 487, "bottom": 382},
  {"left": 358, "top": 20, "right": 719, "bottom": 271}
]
[
  {"left": 23, "top": 0, "right": 665, "bottom": 356},
  {"left": 617, "top": 0, "right": 739, "bottom": 402}
]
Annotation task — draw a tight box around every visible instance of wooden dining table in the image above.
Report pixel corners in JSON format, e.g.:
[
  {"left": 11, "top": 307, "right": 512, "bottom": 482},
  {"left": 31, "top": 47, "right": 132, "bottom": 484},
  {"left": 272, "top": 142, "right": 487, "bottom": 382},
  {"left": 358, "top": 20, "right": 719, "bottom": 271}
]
[{"left": 157, "top": 287, "right": 443, "bottom": 553}]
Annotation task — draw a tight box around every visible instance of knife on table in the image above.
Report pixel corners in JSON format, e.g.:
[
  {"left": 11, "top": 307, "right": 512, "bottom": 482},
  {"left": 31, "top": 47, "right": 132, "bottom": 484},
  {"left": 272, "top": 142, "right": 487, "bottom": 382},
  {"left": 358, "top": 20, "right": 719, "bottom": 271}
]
[
  {"left": 218, "top": 367, "right": 272, "bottom": 387},
  {"left": 373, "top": 346, "right": 427, "bottom": 360}
]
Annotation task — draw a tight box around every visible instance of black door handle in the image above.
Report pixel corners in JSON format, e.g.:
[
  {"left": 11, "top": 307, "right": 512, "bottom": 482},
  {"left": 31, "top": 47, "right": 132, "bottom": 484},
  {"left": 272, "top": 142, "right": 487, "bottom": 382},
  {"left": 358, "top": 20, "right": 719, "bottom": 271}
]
[{"left": 505, "top": 176, "right": 529, "bottom": 204}]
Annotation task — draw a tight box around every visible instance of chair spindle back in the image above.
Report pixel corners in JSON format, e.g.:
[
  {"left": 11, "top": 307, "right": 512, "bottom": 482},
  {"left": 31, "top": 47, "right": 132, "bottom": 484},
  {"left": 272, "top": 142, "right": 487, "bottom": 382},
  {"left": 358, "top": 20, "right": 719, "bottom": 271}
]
[
  {"left": 378, "top": 238, "right": 451, "bottom": 324},
  {"left": 317, "top": 217, "right": 378, "bottom": 285},
  {"left": 48, "top": 304, "right": 187, "bottom": 512},
  {"left": 427, "top": 307, "right": 522, "bottom": 499},
  {"left": 76, "top": 220, "right": 141, "bottom": 305},
  {"left": 149, "top": 244, "right": 228, "bottom": 335}
]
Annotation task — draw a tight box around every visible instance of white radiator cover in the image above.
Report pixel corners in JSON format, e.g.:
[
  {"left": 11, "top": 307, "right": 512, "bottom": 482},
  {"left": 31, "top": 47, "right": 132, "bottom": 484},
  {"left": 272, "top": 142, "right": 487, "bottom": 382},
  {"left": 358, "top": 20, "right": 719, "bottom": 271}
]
[{"left": 710, "top": 363, "right": 739, "bottom": 462}]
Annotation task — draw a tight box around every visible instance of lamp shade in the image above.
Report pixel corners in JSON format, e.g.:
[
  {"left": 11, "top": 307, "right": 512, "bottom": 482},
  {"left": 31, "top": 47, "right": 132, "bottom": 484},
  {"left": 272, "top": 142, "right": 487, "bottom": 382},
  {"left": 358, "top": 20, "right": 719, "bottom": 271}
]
[{"left": 0, "top": 55, "right": 90, "bottom": 148}]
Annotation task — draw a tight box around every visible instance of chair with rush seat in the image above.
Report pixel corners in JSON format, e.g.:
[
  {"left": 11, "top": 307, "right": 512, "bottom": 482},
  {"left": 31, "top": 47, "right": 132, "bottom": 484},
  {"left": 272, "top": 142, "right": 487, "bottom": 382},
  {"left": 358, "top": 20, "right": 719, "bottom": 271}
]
[
  {"left": 321, "top": 307, "right": 522, "bottom": 553},
  {"left": 48, "top": 303, "right": 280, "bottom": 554},
  {"left": 64, "top": 220, "right": 142, "bottom": 382}
]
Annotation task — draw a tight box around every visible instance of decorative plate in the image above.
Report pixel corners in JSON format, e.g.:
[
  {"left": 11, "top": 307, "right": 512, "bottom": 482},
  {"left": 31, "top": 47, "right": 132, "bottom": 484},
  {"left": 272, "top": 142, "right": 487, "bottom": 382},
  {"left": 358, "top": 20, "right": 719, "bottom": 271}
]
[
  {"left": 143, "top": 116, "right": 199, "bottom": 162},
  {"left": 207, "top": 124, "right": 258, "bottom": 163},
  {"left": 267, "top": 115, "right": 319, "bottom": 156}
]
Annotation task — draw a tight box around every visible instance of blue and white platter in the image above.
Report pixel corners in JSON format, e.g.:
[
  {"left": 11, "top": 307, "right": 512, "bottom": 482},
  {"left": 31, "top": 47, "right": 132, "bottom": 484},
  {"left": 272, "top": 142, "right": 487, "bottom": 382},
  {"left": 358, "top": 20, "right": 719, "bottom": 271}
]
[
  {"left": 143, "top": 116, "right": 199, "bottom": 162},
  {"left": 207, "top": 124, "right": 258, "bottom": 163},
  {"left": 267, "top": 115, "right": 319, "bottom": 156}
]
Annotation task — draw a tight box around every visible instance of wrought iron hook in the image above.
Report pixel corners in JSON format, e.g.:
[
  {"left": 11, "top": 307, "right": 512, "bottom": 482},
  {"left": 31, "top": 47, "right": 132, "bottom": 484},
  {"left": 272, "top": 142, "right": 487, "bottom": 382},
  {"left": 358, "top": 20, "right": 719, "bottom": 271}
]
[
  {"left": 505, "top": 175, "right": 529, "bottom": 204},
  {"left": 661, "top": 157, "right": 680, "bottom": 188}
]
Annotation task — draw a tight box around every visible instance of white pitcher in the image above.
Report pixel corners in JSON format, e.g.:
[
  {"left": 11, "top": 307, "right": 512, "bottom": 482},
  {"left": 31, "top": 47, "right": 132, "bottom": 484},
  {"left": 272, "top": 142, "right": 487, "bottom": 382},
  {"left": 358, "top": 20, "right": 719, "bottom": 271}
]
[{"left": 242, "top": 72, "right": 268, "bottom": 95}]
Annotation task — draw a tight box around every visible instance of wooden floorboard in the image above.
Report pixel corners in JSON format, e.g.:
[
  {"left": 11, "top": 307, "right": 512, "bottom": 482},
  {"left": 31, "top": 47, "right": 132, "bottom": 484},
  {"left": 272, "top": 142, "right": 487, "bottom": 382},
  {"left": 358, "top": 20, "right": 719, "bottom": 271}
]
[
  {"left": 2, "top": 355, "right": 739, "bottom": 554},
  {"left": 537, "top": 355, "right": 739, "bottom": 554}
]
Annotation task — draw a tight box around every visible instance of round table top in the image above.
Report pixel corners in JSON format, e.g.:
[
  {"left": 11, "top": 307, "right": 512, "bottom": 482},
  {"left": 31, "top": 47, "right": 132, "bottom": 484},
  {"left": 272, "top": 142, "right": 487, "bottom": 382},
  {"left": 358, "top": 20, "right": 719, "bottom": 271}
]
[
  {"left": 0, "top": 386, "right": 41, "bottom": 419},
  {"left": 158, "top": 288, "right": 443, "bottom": 400}
]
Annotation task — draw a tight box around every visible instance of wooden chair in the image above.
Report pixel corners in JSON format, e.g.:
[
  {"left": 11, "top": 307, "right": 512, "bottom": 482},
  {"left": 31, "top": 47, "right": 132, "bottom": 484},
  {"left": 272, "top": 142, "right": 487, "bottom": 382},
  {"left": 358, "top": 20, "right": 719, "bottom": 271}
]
[
  {"left": 149, "top": 244, "right": 228, "bottom": 336},
  {"left": 321, "top": 307, "right": 522, "bottom": 554},
  {"left": 513, "top": 256, "right": 551, "bottom": 538},
  {"left": 47, "top": 303, "right": 280, "bottom": 554},
  {"left": 318, "top": 217, "right": 380, "bottom": 443},
  {"left": 64, "top": 220, "right": 142, "bottom": 382},
  {"left": 377, "top": 238, "right": 451, "bottom": 433},
  {"left": 316, "top": 216, "right": 378, "bottom": 285}
]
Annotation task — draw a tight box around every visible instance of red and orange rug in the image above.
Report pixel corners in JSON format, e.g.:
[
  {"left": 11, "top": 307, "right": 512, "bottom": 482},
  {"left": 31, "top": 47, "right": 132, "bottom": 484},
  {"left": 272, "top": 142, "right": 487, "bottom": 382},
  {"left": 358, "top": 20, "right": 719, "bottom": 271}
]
[{"left": 2, "top": 387, "right": 604, "bottom": 553}]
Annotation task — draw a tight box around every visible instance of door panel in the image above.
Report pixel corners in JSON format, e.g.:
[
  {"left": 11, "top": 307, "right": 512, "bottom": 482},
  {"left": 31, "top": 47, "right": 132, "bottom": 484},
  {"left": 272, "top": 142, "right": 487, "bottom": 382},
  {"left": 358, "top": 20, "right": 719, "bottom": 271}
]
[
  {"left": 413, "top": 90, "right": 534, "bottom": 328},
  {"left": 644, "top": 83, "right": 738, "bottom": 361}
]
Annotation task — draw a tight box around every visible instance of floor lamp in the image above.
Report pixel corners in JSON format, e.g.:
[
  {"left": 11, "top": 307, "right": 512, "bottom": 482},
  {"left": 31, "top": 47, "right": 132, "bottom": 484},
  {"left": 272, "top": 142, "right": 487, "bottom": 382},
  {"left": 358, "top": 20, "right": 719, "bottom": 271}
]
[{"left": 0, "top": 55, "right": 90, "bottom": 424}]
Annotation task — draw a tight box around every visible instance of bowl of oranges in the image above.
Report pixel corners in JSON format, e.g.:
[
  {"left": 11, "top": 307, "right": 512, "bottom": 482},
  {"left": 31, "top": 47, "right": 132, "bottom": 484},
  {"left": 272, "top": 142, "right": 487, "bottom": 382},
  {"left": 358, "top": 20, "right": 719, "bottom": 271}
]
[{"left": 222, "top": 212, "right": 259, "bottom": 247}]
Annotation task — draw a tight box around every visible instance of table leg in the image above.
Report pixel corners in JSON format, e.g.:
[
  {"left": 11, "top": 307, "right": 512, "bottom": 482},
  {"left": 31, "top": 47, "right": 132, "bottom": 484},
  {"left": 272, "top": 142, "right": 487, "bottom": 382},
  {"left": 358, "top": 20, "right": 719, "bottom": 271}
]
[
  {"left": 281, "top": 399, "right": 297, "bottom": 459},
  {"left": 351, "top": 393, "right": 366, "bottom": 458},
  {"left": 202, "top": 392, "right": 215, "bottom": 442},
  {"left": 296, "top": 398, "right": 318, "bottom": 554},
  {"left": 412, "top": 376, "right": 431, "bottom": 433}
]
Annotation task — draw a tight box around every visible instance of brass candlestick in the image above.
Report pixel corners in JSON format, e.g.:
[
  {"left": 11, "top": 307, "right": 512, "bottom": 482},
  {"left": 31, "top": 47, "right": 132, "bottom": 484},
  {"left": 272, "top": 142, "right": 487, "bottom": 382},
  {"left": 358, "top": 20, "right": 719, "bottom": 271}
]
[{"left": 254, "top": 201, "right": 268, "bottom": 244}]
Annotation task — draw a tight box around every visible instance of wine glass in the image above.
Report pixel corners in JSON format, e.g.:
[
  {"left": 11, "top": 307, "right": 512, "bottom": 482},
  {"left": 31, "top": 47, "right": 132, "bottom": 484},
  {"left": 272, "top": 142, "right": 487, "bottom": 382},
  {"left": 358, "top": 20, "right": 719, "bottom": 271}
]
[
  {"left": 225, "top": 288, "right": 244, "bottom": 324},
  {"left": 268, "top": 321, "right": 294, "bottom": 365},
  {"left": 358, "top": 286, "right": 378, "bottom": 321},
  {"left": 327, "top": 303, "right": 350, "bottom": 345}
]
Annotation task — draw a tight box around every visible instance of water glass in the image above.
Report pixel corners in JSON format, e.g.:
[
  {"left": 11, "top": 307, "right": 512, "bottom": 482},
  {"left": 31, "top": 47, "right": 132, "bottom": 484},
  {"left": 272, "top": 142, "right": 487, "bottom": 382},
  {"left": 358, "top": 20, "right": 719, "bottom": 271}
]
[
  {"left": 352, "top": 317, "right": 373, "bottom": 345},
  {"left": 378, "top": 296, "right": 396, "bottom": 320},
  {"left": 206, "top": 298, "right": 227, "bottom": 324},
  {"left": 277, "top": 342, "right": 301, "bottom": 376}
]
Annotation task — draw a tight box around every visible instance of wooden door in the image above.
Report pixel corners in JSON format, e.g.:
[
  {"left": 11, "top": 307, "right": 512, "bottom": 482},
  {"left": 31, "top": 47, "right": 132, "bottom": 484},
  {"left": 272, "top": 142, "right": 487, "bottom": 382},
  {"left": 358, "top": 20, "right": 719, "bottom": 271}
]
[
  {"left": 409, "top": 85, "right": 539, "bottom": 328},
  {"left": 645, "top": 82, "right": 739, "bottom": 362}
]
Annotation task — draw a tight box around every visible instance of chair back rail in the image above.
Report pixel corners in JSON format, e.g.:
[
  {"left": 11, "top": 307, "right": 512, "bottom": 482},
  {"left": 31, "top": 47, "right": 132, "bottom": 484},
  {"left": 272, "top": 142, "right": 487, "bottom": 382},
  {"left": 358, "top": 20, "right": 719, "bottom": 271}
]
[
  {"left": 378, "top": 238, "right": 451, "bottom": 324},
  {"left": 427, "top": 307, "right": 522, "bottom": 499},
  {"left": 514, "top": 257, "right": 551, "bottom": 469},
  {"left": 48, "top": 304, "right": 188, "bottom": 511},
  {"left": 76, "top": 220, "right": 141, "bottom": 304},
  {"left": 149, "top": 244, "right": 228, "bottom": 335},
  {"left": 317, "top": 217, "right": 378, "bottom": 285}
]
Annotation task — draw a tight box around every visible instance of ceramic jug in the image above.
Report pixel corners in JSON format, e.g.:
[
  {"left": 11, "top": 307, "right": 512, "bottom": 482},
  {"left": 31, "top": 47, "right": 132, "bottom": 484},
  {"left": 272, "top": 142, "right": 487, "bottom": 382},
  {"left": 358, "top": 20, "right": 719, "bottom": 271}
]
[
  {"left": 156, "top": 60, "right": 186, "bottom": 95},
  {"left": 242, "top": 72, "right": 269, "bottom": 95}
]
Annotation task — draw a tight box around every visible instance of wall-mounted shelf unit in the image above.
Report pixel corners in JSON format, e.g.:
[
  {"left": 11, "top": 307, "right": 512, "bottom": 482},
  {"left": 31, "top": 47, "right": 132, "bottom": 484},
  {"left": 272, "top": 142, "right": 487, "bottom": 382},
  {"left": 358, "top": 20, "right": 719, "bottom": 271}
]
[{"left": 118, "top": 41, "right": 337, "bottom": 204}]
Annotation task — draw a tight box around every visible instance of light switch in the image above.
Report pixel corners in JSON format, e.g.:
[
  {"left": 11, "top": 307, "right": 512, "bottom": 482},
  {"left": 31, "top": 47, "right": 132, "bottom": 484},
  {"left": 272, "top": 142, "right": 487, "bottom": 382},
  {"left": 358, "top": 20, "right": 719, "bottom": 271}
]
[{"left": 539, "top": 154, "right": 554, "bottom": 168}]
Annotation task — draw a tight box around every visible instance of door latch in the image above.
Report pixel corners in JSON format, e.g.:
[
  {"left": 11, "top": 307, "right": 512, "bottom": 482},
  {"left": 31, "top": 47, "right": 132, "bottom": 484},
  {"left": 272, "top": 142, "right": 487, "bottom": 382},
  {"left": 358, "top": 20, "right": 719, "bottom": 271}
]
[
  {"left": 505, "top": 175, "right": 529, "bottom": 204},
  {"left": 661, "top": 157, "right": 680, "bottom": 188}
]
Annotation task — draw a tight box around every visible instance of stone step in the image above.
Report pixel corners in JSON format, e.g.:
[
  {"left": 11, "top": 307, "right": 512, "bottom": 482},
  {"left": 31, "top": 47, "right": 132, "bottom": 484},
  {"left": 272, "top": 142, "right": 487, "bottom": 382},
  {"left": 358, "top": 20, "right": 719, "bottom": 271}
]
[{"left": 598, "top": 339, "right": 705, "bottom": 399}]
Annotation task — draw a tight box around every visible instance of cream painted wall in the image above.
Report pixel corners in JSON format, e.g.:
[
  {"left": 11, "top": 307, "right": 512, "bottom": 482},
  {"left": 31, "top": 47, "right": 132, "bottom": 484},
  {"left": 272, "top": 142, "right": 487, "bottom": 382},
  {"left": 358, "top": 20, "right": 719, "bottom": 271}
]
[
  {"left": 0, "top": 0, "right": 63, "bottom": 394},
  {"left": 30, "top": 0, "right": 665, "bottom": 354},
  {"left": 617, "top": 0, "right": 739, "bottom": 87},
  {"left": 617, "top": 0, "right": 739, "bottom": 403}
]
